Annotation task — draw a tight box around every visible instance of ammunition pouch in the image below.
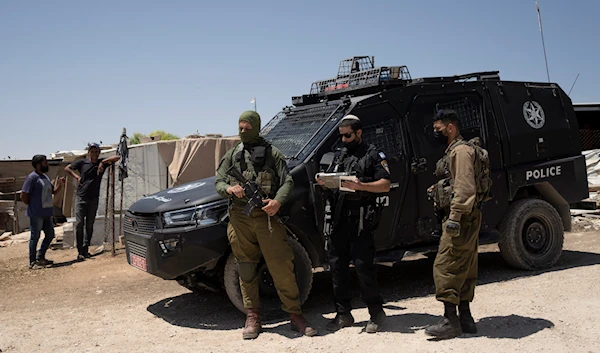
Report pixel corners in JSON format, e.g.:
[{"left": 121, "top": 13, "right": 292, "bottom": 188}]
[
  {"left": 430, "top": 178, "right": 453, "bottom": 211},
  {"left": 250, "top": 145, "right": 267, "bottom": 167}
]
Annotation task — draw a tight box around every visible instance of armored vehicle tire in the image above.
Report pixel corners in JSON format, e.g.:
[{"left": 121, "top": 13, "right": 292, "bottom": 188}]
[
  {"left": 223, "top": 236, "right": 313, "bottom": 314},
  {"left": 498, "top": 198, "right": 564, "bottom": 270}
]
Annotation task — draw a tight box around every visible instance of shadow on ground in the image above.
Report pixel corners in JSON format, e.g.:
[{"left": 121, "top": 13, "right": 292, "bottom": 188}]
[
  {"left": 46, "top": 252, "right": 102, "bottom": 269},
  {"left": 472, "top": 315, "right": 554, "bottom": 339},
  {"left": 350, "top": 313, "right": 552, "bottom": 339},
  {"left": 147, "top": 248, "right": 596, "bottom": 336}
]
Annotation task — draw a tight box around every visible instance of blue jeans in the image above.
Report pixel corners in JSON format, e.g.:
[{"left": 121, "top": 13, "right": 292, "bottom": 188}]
[{"left": 29, "top": 216, "right": 55, "bottom": 264}]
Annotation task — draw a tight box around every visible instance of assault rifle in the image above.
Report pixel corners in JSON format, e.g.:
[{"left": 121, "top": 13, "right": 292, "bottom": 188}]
[{"left": 226, "top": 165, "right": 281, "bottom": 220}]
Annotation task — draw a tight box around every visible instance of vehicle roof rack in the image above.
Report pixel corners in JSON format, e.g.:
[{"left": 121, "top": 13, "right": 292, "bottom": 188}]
[
  {"left": 291, "top": 56, "right": 501, "bottom": 106},
  {"left": 309, "top": 56, "right": 412, "bottom": 96}
]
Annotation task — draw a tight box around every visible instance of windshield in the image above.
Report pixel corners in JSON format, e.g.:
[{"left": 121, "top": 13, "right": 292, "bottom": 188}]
[{"left": 261, "top": 101, "right": 346, "bottom": 161}]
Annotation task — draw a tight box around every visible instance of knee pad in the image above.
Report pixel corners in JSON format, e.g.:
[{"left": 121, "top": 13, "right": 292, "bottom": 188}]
[{"left": 238, "top": 262, "right": 258, "bottom": 283}]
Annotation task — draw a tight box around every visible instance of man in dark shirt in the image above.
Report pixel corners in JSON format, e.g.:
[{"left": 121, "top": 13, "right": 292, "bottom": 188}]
[
  {"left": 21, "top": 154, "right": 65, "bottom": 269},
  {"left": 64, "top": 143, "right": 120, "bottom": 260},
  {"left": 315, "top": 115, "right": 391, "bottom": 333}
]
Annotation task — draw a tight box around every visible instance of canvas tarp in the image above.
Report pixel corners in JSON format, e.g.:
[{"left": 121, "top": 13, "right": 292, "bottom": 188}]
[{"left": 158, "top": 137, "right": 240, "bottom": 186}]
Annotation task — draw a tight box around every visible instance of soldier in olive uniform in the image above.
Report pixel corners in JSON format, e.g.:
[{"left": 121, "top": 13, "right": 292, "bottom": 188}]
[
  {"left": 425, "top": 109, "right": 482, "bottom": 339},
  {"left": 216, "top": 111, "right": 317, "bottom": 340},
  {"left": 315, "top": 115, "right": 391, "bottom": 333}
]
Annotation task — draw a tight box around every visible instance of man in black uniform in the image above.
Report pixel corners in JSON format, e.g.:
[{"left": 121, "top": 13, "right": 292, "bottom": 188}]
[
  {"left": 65, "top": 143, "right": 120, "bottom": 260},
  {"left": 315, "top": 115, "right": 391, "bottom": 333}
]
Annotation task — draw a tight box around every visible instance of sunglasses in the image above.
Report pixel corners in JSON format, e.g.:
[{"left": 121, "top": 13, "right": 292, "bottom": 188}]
[{"left": 339, "top": 132, "right": 355, "bottom": 138}]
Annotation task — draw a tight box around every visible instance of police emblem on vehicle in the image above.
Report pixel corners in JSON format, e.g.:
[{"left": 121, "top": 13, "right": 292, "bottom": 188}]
[
  {"left": 523, "top": 101, "right": 545, "bottom": 129},
  {"left": 167, "top": 182, "right": 206, "bottom": 193}
]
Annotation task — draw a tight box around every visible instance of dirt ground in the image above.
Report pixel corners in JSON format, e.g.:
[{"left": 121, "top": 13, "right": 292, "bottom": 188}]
[{"left": 1, "top": 229, "right": 599, "bottom": 353}]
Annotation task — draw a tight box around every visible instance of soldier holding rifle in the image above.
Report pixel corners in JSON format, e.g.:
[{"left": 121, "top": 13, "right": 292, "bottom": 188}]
[{"left": 215, "top": 111, "right": 317, "bottom": 340}]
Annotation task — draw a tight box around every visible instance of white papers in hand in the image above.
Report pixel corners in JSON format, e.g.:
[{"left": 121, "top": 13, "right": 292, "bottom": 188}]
[{"left": 316, "top": 172, "right": 358, "bottom": 193}]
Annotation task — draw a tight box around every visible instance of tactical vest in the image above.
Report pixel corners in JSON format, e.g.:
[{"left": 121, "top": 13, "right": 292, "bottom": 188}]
[
  {"left": 229, "top": 142, "right": 281, "bottom": 199},
  {"left": 431, "top": 137, "right": 493, "bottom": 211},
  {"left": 329, "top": 143, "right": 380, "bottom": 204}
]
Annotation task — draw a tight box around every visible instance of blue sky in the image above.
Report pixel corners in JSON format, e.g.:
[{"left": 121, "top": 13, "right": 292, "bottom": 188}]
[{"left": 1, "top": 0, "right": 598, "bottom": 160}]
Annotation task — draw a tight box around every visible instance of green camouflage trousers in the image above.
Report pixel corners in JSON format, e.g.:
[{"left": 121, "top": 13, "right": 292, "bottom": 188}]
[
  {"left": 227, "top": 203, "right": 302, "bottom": 314},
  {"left": 433, "top": 208, "right": 482, "bottom": 305}
]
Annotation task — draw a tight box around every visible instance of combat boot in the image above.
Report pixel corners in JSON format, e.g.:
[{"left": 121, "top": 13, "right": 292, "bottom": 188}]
[
  {"left": 458, "top": 301, "right": 477, "bottom": 334},
  {"left": 326, "top": 312, "right": 355, "bottom": 332},
  {"left": 425, "top": 303, "right": 462, "bottom": 339},
  {"left": 365, "top": 310, "right": 386, "bottom": 333},
  {"left": 290, "top": 313, "right": 317, "bottom": 337},
  {"left": 242, "top": 308, "right": 261, "bottom": 340}
]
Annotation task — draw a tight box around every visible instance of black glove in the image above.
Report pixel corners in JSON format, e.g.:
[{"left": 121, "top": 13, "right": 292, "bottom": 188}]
[{"left": 445, "top": 219, "right": 461, "bottom": 237}]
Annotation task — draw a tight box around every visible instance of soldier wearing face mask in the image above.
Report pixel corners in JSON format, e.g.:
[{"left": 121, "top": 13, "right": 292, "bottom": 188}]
[
  {"left": 315, "top": 115, "right": 391, "bottom": 334},
  {"left": 216, "top": 111, "right": 317, "bottom": 340},
  {"left": 425, "top": 109, "right": 487, "bottom": 339}
]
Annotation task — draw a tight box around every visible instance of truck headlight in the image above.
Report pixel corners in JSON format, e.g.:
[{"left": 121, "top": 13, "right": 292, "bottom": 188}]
[{"left": 162, "top": 200, "right": 228, "bottom": 228}]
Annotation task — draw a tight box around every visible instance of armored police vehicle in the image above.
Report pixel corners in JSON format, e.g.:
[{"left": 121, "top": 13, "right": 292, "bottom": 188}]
[{"left": 123, "top": 56, "right": 589, "bottom": 313}]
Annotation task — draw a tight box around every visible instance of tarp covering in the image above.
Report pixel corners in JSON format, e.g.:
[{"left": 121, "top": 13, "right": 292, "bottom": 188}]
[{"left": 160, "top": 137, "right": 240, "bottom": 186}]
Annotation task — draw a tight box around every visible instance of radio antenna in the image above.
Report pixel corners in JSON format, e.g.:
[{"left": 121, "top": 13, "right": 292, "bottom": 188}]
[
  {"left": 568, "top": 73, "right": 580, "bottom": 96},
  {"left": 535, "top": 0, "right": 551, "bottom": 83}
]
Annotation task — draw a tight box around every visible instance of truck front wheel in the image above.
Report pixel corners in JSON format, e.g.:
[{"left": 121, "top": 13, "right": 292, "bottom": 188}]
[
  {"left": 498, "top": 198, "right": 564, "bottom": 270},
  {"left": 223, "top": 236, "right": 313, "bottom": 314}
]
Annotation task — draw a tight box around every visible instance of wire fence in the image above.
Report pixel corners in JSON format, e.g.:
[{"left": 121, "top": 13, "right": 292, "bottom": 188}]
[{"left": 580, "top": 129, "right": 600, "bottom": 151}]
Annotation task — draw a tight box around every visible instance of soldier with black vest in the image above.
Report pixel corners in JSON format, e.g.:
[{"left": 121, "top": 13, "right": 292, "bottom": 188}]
[
  {"left": 215, "top": 111, "right": 317, "bottom": 340},
  {"left": 425, "top": 109, "right": 492, "bottom": 339},
  {"left": 315, "top": 115, "right": 391, "bottom": 333}
]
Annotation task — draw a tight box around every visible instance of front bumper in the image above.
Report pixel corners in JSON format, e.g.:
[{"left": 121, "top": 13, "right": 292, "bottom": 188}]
[{"left": 123, "top": 212, "right": 230, "bottom": 280}]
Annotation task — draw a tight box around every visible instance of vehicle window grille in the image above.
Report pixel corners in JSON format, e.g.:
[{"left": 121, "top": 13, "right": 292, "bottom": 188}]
[
  {"left": 261, "top": 103, "right": 344, "bottom": 160},
  {"left": 437, "top": 98, "right": 481, "bottom": 134},
  {"left": 362, "top": 120, "right": 404, "bottom": 160}
]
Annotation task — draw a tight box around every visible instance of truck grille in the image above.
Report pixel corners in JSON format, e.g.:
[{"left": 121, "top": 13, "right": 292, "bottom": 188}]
[
  {"left": 127, "top": 240, "right": 146, "bottom": 258},
  {"left": 123, "top": 214, "right": 157, "bottom": 236}
]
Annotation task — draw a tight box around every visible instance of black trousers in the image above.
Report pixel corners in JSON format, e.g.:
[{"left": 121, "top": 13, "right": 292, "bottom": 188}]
[
  {"left": 75, "top": 197, "right": 99, "bottom": 255},
  {"left": 329, "top": 207, "right": 383, "bottom": 317}
]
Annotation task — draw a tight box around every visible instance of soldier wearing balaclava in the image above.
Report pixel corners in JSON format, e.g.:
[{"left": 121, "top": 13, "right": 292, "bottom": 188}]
[{"left": 215, "top": 111, "right": 317, "bottom": 339}]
